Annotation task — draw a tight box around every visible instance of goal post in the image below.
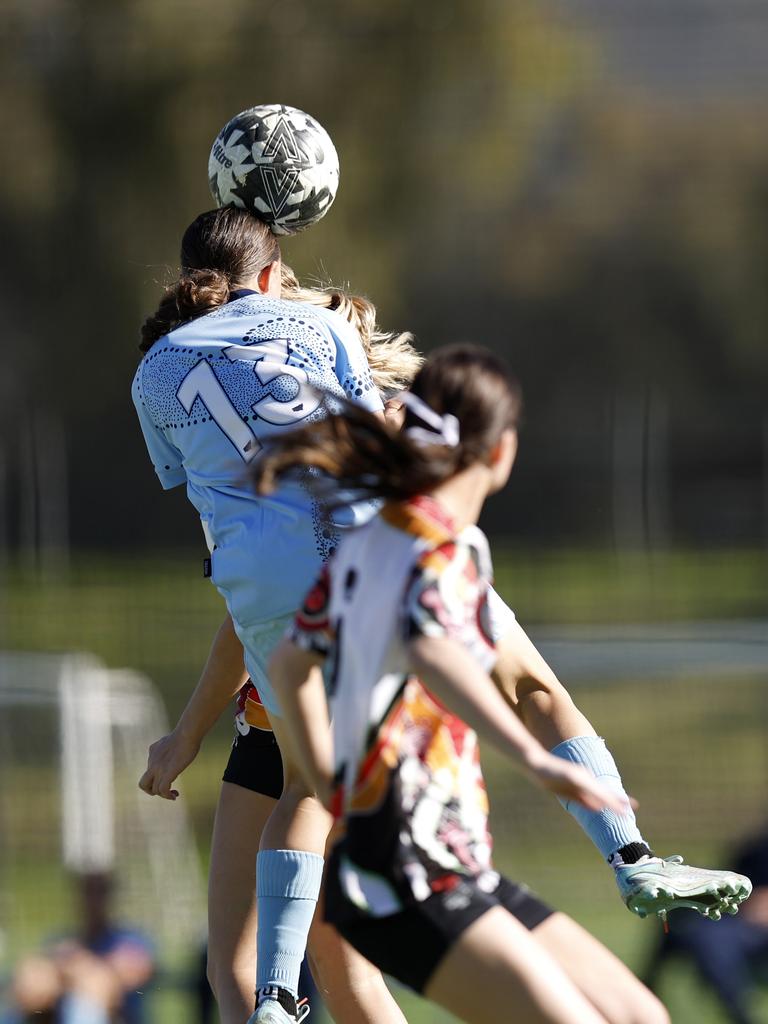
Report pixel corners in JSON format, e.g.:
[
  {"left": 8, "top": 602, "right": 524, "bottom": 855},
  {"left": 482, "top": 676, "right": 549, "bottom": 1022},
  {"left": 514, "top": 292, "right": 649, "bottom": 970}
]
[{"left": 0, "top": 651, "right": 205, "bottom": 960}]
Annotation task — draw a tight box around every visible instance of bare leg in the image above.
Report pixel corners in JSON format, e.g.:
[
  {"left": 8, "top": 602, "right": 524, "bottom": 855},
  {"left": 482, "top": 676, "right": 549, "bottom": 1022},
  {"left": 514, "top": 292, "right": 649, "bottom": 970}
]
[
  {"left": 533, "top": 914, "right": 669, "bottom": 1024},
  {"left": 259, "top": 711, "right": 332, "bottom": 854},
  {"left": 261, "top": 713, "right": 406, "bottom": 1024},
  {"left": 425, "top": 906, "right": 610, "bottom": 1024},
  {"left": 208, "top": 781, "right": 276, "bottom": 1024},
  {"left": 307, "top": 890, "right": 407, "bottom": 1024}
]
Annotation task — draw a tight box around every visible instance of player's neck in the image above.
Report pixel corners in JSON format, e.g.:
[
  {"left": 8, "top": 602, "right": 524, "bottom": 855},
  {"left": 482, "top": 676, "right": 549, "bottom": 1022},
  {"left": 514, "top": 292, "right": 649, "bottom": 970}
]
[{"left": 425, "top": 463, "right": 491, "bottom": 531}]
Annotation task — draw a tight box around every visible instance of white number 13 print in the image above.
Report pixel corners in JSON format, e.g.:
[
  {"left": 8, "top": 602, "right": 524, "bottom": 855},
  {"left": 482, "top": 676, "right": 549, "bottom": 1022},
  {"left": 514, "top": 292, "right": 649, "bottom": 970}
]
[{"left": 175, "top": 338, "right": 323, "bottom": 461}]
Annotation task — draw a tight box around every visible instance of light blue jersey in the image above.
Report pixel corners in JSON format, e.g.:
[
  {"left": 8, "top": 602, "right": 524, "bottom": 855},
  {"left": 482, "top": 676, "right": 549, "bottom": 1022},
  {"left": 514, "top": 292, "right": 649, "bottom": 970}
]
[{"left": 132, "top": 292, "right": 383, "bottom": 628}]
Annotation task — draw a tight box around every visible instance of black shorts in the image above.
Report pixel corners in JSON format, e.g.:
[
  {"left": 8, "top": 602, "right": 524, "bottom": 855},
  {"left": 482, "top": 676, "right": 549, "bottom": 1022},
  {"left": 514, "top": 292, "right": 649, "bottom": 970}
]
[
  {"left": 222, "top": 725, "right": 284, "bottom": 800},
  {"left": 326, "top": 868, "right": 553, "bottom": 995}
]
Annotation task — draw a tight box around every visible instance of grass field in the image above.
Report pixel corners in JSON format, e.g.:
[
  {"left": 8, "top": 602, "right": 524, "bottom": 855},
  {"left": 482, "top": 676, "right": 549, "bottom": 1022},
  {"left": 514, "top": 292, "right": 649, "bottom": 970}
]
[{"left": 2, "top": 545, "right": 767, "bottom": 1021}]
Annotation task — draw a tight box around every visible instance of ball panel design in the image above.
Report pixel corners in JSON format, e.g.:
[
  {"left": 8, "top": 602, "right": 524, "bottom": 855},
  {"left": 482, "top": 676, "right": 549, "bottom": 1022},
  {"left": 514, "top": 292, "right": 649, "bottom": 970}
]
[{"left": 208, "top": 104, "right": 339, "bottom": 235}]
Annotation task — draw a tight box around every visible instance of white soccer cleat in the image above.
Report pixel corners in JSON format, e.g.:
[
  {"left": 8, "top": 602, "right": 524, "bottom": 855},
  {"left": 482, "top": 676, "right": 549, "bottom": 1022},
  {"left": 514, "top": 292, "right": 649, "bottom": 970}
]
[
  {"left": 248, "top": 998, "right": 310, "bottom": 1024},
  {"left": 616, "top": 854, "right": 752, "bottom": 920}
]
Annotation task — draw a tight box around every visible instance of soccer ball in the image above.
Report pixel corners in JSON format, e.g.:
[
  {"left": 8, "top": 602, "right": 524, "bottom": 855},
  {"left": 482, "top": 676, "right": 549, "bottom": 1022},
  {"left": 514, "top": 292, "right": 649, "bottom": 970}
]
[{"left": 208, "top": 104, "right": 339, "bottom": 235}]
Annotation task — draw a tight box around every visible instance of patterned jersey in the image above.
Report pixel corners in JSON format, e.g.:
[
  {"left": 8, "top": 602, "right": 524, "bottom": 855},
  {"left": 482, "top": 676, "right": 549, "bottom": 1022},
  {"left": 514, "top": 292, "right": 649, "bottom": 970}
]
[
  {"left": 291, "top": 496, "right": 513, "bottom": 916},
  {"left": 132, "top": 293, "right": 382, "bottom": 626}
]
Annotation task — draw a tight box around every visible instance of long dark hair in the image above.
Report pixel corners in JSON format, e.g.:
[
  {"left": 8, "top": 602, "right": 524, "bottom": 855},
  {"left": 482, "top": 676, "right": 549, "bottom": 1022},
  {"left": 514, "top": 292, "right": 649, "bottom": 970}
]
[
  {"left": 140, "top": 207, "right": 281, "bottom": 352},
  {"left": 252, "top": 344, "right": 522, "bottom": 504}
]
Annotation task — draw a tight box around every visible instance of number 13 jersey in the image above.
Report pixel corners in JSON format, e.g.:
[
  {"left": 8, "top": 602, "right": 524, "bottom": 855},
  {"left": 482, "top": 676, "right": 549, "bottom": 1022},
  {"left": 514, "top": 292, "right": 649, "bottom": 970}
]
[{"left": 131, "top": 292, "right": 383, "bottom": 626}]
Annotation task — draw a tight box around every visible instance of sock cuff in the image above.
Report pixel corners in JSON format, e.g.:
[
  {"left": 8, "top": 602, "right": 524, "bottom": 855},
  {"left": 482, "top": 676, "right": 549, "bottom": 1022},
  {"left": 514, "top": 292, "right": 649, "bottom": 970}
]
[
  {"left": 610, "top": 841, "right": 654, "bottom": 867},
  {"left": 258, "top": 986, "right": 298, "bottom": 1016},
  {"left": 257, "top": 849, "right": 324, "bottom": 899},
  {"left": 550, "top": 735, "right": 645, "bottom": 860},
  {"left": 550, "top": 735, "right": 620, "bottom": 780}
]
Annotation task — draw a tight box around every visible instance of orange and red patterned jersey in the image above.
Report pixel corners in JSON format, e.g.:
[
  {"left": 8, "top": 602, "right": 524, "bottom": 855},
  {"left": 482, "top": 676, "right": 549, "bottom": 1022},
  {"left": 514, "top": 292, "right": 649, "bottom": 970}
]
[{"left": 290, "top": 495, "right": 504, "bottom": 915}]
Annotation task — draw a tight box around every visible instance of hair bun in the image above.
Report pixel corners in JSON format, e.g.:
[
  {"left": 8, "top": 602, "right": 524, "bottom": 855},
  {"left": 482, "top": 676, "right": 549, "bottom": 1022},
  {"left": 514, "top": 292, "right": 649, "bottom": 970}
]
[{"left": 176, "top": 268, "right": 230, "bottom": 318}]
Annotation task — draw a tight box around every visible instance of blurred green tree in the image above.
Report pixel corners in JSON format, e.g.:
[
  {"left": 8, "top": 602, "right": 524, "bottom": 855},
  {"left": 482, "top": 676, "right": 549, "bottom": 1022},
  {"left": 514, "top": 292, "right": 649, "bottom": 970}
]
[{"left": 0, "top": 0, "right": 766, "bottom": 548}]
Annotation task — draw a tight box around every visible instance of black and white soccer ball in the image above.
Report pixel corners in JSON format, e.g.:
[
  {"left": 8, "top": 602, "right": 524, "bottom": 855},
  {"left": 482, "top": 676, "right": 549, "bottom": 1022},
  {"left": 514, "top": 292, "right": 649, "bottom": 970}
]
[{"left": 208, "top": 104, "right": 339, "bottom": 235}]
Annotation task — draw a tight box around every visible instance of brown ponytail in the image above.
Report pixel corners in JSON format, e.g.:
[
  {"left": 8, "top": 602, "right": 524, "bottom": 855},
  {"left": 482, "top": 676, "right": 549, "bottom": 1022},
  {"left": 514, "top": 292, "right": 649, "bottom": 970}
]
[
  {"left": 252, "top": 345, "right": 521, "bottom": 504},
  {"left": 140, "top": 207, "right": 281, "bottom": 352}
]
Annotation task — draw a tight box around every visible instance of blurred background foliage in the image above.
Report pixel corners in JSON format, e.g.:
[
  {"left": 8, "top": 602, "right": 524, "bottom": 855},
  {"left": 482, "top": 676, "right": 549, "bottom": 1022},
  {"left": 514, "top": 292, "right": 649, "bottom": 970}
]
[
  {"left": 2, "top": 2, "right": 768, "bottom": 1021},
  {"left": 2, "top": 0, "right": 767, "bottom": 552}
]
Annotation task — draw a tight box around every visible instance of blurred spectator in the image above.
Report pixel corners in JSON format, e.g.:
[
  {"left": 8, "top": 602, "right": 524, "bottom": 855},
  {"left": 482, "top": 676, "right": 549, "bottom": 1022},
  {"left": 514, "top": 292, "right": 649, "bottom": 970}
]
[
  {"left": 1, "top": 872, "right": 154, "bottom": 1024},
  {"left": 644, "top": 829, "right": 768, "bottom": 1024}
]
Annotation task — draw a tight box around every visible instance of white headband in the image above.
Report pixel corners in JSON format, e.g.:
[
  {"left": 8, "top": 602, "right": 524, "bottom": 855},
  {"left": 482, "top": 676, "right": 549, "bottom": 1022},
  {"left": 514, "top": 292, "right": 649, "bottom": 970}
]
[{"left": 401, "top": 391, "right": 460, "bottom": 448}]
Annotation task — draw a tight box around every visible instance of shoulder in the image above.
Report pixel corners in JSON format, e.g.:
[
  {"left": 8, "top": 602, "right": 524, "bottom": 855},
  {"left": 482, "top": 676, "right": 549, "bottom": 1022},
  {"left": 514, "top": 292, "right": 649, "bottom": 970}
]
[
  {"left": 221, "top": 296, "right": 351, "bottom": 362},
  {"left": 304, "top": 303, "right": 371, "bottom": 359},
  {"left": 455, "top": 525, "right": 493, "bottom": 580},
  {"left": 131, "top": 357, "right": 145, "bottom": 401},
  {"left": 301, "top": 301, "right": 355, "bottom": 335},
  {"left": 229, "top": 294, "right": 333, "bottom": 335},
  {"left": 131, "top": 352, "right": 157, "bottom": 416},
  {"left": 403, "top": 526, "right": 494, "bottom": 641},
  {"left": 415, "top": 525, "right": 492, "bottom": 585}
]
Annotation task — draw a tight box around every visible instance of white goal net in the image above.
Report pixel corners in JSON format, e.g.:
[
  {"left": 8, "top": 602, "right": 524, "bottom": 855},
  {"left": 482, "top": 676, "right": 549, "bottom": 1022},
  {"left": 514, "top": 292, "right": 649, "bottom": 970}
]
[{"left": 0, "top": 651, "right": 206, "bottom": 962}]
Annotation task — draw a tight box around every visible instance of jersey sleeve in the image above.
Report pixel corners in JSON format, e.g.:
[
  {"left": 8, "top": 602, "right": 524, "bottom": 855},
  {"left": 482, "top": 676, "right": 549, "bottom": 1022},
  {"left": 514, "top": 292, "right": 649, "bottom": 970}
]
[
  {"left": 403, "top": 537, "right": 497, "bottom": 670},
  {"left": 486, "top": 586, "right": 516, "bottom": 643},
  {"left": 328, "top": 315, "right": 384, "bottom": 414},
  {"left": 288, "top": 564, "right": 335, "bottom": 657},
  {"left": 132, "top": 365, "right": 186, "bottom": 490}
]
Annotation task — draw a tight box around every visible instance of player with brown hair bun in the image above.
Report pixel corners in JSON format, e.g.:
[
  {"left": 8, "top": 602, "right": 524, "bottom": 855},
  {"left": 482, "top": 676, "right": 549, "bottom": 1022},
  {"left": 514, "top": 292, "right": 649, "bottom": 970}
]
[{"left": 134, "top": 204, "right": 417, "bottom": 1024}]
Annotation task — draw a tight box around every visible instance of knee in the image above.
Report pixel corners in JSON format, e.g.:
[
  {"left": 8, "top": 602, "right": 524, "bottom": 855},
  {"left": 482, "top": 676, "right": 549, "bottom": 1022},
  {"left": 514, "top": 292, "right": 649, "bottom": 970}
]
[{"left": 515, "top": 678, "right": 572, "bottom": 723}]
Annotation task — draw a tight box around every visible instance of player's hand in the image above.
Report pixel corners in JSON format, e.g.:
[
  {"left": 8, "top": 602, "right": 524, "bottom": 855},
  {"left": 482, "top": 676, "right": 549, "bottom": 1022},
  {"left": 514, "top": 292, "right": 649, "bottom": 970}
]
[
  {"left": 523, "top": 749, "right": 634, "bottom": 815},
  {"left": 383, "top": 395, "right": 406, "bottom": 429},
  {"left": 138, "top": 729, "right": 201, "bottom": 800}
]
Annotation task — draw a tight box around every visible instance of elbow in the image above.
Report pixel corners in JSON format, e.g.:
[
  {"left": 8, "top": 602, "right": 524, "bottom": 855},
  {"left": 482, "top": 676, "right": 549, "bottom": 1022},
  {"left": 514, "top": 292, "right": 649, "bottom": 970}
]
[{"left": 515, "top": 675, "right": 575, "bottom": 716}]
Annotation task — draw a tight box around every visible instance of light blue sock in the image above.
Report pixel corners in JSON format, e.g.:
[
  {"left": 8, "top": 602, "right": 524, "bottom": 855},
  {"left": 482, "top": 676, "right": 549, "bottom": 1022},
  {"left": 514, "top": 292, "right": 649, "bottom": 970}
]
[
  {"left": 256, "top": 849, "right": 324, "bottom": 997},
  {"left": 551, "top": 735, "right": 645, "bottom": 862}
]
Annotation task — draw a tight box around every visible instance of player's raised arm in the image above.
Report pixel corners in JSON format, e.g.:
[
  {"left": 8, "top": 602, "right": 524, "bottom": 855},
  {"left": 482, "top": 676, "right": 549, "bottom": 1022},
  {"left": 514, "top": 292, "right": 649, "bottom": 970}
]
[
  {"left": 139, "top": 612, "right": 247, "bottom": 800},
  {"left": 409, "top": 633, "right": 629, "bottom": 815}
]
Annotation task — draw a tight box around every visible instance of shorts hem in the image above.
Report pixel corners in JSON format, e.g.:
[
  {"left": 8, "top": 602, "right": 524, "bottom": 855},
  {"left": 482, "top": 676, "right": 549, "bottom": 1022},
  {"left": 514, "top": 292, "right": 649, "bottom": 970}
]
[
  {"left": 222, "top": 725, "right": 283, "bottom": 800},
  {"left": 326, "top": 868, "right": 554, "bottom": 994}
]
